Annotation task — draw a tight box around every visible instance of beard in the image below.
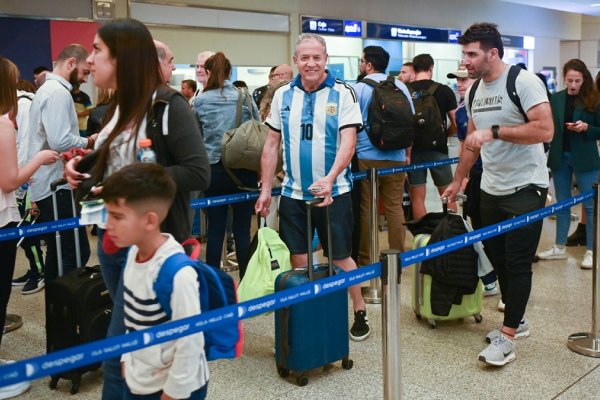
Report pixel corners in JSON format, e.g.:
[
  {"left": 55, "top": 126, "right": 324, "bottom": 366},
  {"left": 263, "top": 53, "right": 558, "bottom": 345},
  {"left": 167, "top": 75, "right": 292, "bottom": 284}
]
[{"left": 68, "top": 67, "right": 80, "bottom": 86}]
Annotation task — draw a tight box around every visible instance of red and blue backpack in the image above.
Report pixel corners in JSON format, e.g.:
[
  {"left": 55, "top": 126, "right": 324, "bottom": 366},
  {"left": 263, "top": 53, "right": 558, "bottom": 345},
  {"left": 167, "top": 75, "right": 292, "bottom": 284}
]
[{"left": 153, "top": 239, "right": 244, "bottom": 360}]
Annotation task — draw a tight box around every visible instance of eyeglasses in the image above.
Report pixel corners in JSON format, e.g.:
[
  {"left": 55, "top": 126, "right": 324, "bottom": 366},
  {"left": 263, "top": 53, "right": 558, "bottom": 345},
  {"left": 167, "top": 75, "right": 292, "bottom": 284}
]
[{"left": 271, "top": 73, "right": 285, "bottom": 79}]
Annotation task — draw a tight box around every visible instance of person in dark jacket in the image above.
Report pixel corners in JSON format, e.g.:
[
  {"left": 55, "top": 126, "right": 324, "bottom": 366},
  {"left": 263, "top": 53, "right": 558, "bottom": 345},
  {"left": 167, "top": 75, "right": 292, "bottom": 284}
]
[
  {"left": 86, "top": 88, "right": 113, "bottom": 136},
  {"left": 64, "top": 18, "right": 210, "bottom": 399},
  {"left": 536, "top": 59, "right": 600, "bottom": 269}
]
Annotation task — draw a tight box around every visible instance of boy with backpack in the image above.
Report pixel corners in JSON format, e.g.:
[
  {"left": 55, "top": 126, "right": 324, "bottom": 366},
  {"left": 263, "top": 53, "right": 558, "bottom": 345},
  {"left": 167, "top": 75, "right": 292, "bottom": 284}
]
[{"left": 101, "top": 163, "right": 209, "bottom": 400}]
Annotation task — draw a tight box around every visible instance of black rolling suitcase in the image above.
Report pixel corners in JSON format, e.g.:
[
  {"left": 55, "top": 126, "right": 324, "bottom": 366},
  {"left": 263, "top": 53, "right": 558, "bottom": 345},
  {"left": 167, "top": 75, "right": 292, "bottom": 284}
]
[{"left": 45, "top": 178, "right": 112, "bottom": 394}]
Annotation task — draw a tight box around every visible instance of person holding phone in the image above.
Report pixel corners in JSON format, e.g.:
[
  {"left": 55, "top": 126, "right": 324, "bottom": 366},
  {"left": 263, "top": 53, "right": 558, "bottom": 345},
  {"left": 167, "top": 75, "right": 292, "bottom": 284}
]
[{"left": 536, "top": 59, "right": 600, "bottom": 269}]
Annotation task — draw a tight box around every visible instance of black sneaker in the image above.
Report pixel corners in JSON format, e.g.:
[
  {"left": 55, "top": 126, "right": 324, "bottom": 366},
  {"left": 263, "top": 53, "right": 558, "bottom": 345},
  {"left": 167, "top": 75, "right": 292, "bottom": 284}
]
[
  {"left": 12, "top": 271, "right": 31, "bottom": 287},
  {"left": 350, "top": 310, "right": 370, "bottom": 341},
  {"left": 22, "top": 275, "right": 45, "bottom": 295}
]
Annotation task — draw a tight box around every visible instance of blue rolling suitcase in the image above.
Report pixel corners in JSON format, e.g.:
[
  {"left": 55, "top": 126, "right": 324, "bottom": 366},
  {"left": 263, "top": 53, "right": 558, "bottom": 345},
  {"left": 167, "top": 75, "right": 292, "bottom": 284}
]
[{"left": 274, "top": 198, "right": 353, "bottom": 386}]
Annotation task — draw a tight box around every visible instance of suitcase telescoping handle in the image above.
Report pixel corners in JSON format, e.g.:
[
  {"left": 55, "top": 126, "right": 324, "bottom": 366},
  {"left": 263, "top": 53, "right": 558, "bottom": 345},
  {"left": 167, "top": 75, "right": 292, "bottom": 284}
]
[
  {"left": 441, "top": 194, "right": 468, "bottom": 218},
  {"left": 305, "top": 198, "right": 333, "bottom": 281},
  {"left": 50, "top": 178, "right": 82, "bottom": 277}
]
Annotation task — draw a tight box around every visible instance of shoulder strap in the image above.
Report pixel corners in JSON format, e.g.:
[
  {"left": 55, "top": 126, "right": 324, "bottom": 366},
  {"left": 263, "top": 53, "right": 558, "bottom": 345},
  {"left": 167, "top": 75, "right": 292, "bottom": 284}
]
[
  {"left": 154, "top": 253, "right": 196, "bottom": 318},
  {"left": 361, "top": 78, "right": 378, "bottom": 88},
  {"left": 17, "top": 94, "right": 34, "bottom": 102},
  {"left": 234, "top": 89, "right": 243, "bottom": 128},
  {"left": 426, "top": 82, "right": 441, "bottom": 96},
  {"left": 242, "top": 88, "right": 257, "bottom": 122},
  {"left": 468, "top": 79, "right": 481, "bottom": 112},
  {"left": 507, "top": 65, "right": 529, "bottom": 123}
]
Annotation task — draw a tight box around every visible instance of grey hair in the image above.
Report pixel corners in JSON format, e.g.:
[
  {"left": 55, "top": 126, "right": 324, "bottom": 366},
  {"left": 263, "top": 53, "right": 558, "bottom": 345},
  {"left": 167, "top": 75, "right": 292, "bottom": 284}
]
[
  {"left": 295, "top": 33, "right": 327, "bottom": 54},
  {"left": 154, "top": 40, "right": 167, "bottom": 61}
]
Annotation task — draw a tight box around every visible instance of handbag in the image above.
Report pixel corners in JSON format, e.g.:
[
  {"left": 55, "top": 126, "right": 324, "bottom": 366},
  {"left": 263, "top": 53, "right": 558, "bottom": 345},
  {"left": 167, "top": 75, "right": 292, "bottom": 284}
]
[
  {"left": 238, "top": 218, "right": 291, "bottom": 303},
  {"left": 221, "top": 89, "right": 268, "bottom": 176}
]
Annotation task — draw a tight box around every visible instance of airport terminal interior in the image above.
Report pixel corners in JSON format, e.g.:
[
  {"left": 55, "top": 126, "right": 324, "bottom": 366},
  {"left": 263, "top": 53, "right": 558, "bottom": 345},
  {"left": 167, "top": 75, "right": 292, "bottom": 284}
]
[{"left": 4, "top": 0, "right": 600, "bottom": 399}]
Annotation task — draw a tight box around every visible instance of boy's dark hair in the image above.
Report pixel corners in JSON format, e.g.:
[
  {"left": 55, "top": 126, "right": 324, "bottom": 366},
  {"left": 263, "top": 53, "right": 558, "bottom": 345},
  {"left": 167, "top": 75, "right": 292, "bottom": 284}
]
[
  {"left": 101, "top": 163, "right": 176, "bottom": 212},
  {"left": 458, "top": 22, "right": 504, "bottom": 59},
  {"left": 363, "top": 46, "right": 390, "bottom": 73},
  {"left": 412, "top": 54, "right": 434, "bottom": 73}
]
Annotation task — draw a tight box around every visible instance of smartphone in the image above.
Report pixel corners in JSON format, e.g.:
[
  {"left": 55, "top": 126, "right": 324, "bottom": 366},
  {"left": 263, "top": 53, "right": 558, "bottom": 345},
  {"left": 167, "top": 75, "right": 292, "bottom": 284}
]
[
  {"left": 79, "top": 182, "right": 104, "bottom": 206},
  {"left": 310, "top": 186, "right": 323, "bottom": 194}
]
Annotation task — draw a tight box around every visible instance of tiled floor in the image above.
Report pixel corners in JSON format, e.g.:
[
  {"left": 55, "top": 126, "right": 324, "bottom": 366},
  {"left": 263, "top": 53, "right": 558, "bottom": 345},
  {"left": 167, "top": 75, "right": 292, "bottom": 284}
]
[
  {"left": 4, "top": 145, "right": 600, "bottom": 399},
  {"left": 4, "top": 210, "right": 600, "bottom": 399}
]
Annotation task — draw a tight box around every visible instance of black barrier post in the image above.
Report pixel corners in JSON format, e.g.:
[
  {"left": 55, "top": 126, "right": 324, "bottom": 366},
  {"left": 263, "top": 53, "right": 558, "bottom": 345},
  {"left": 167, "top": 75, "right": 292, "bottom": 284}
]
[
  {"left": 568, "top": 183, "right": 600, "bottom": 357},
  {"left": 381, "top": 249, "right": 402, "bottom": 399},
  {"left": 363, "top": 167, "right": 382, "bottom": 304}
]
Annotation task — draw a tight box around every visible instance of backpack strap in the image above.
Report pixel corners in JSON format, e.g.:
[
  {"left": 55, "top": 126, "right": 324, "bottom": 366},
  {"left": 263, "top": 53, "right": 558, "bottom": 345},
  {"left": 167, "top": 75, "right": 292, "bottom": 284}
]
[
  {"left": 467, "top": 78, "right": 481, "bottom": 113},
  {"left": 17, "top": 94, "right": 34, "bottom": 102},
  {"left": 507, "top": 65, "right": 529, "bottom": 123},
  {"left": 361, "top": 78, "right": 378, "bottom": 88},
  {"left": 154, "top": 253, "right": 199, "bottom": 318},
  {"left": 425, "top": 82, "right": 440, "bottom": 96}
]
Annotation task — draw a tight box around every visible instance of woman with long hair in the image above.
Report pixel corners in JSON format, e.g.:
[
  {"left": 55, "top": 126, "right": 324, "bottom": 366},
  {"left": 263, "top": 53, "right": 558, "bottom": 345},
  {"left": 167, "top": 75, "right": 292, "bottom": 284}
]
[
  {"left": 0, "top": 56, "right": 58, "bottom": 398},
  {"left": 194, "top": 52, "right": 259, "bottom": 279},
  {"left": 537, "top": 59, "right": 600, "bottom": 268},
  {"left": 65, "top": 18, "right": 209, "bottom": 399}
]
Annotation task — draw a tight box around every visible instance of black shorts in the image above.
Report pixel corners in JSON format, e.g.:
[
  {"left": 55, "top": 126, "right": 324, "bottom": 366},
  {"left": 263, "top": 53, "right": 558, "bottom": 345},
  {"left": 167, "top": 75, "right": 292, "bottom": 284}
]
[{"left": 279, "top": 193, "right": 353, "bottom": 260}]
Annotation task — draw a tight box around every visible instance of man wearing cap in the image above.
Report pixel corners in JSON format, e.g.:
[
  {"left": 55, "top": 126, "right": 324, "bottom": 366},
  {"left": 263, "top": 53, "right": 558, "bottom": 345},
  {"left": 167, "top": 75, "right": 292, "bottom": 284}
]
[{"left": 447, "top": 64, "right": 499, "bottom": 298}]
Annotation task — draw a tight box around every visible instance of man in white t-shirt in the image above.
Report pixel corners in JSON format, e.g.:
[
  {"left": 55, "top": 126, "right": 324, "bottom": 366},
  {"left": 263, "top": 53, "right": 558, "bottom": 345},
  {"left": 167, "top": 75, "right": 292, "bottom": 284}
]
[{"left": 442, "top": 22, "right": 553, "bottom": 367}]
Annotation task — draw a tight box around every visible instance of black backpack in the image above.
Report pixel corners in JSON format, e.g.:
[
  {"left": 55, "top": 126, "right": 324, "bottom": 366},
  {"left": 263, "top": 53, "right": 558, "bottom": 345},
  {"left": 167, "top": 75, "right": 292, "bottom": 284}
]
[
  {"left": 362, "top": 76, "right": 415, "bottom": 150},
  {"left": 468, "top": 65, "right": 550, "bottom": 152},
  {"left": 409, "top": 82, "right": 446, "bottom": 151}
]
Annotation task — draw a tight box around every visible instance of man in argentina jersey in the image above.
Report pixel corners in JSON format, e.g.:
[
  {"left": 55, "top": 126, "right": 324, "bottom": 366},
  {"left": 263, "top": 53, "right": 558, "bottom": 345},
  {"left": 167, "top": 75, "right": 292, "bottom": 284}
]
[{"left": 256, "top": 33, "right": 371, "bottom": 341}]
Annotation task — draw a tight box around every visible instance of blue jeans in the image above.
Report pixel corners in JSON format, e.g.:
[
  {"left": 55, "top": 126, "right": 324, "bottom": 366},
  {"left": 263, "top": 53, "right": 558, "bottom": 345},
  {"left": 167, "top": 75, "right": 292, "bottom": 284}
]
[
  {"left": 552, "top": 152, "right": 598, "bottom": 250},
  {"left": 124, "top": 383, "right": 208, "bottom": 400},
  {"left": 205, "top": 162, "right": 256, "bottom": 280},
  {"left": 97, "top": 229, "right": 129, "bottom": 400}
]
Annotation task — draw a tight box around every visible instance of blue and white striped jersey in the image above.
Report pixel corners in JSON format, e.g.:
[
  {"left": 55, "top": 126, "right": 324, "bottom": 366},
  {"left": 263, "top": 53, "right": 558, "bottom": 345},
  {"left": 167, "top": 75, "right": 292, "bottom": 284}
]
[{"left": 265, "top": 72, "right": 363, "bottom": 200}]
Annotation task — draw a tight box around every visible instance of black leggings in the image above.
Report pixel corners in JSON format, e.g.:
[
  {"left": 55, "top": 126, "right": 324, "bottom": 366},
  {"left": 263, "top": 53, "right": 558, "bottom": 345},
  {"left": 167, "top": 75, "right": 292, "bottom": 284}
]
[
  {"left": 480, "top": 185, "right": 547, "bottom": 328},
  {"left": 0, "top": 222, "right": 18, "bottom": 348}
]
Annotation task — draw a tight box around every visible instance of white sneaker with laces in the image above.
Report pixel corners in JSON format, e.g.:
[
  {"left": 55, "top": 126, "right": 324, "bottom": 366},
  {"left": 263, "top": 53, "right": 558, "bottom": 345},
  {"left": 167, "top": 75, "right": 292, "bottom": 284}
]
[
  {"left": 581, "top": 250, "right": 593, "bottom": 269},
  {"left": 486, "top": 320, "right": 530, "bottom": 343},
  {"left": 0, "top": 360, "right": 30, "bottom": 399},
  {"left": 536, "top": 245, "right": 567, "bottom": 260},
  {"left": 478, "top": 335, "right": 516, "bottom": 366}
]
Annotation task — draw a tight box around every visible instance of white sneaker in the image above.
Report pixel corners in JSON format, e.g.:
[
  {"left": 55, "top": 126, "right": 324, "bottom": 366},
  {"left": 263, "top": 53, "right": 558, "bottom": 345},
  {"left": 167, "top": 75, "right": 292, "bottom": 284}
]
[
  {"left": 0, "top": 360, "right": 30, "bottom": 399},
  {"left": 486, "top": 320, "right": 530, "bottom": 343},
  {"left": 484, "top": 282, "right": 499, "bottom": 297},
  {"left": 478, "top": 334, "right": 516, "bottom": 366},
  {"left": 581, "top": 250, "right": 593, "bottom": 270},
  {"left": 536, "top": 245, "right": 567, "bottom": 260},
  {"left": 498, "top": 299, "right": 505, "bottom": 312}
]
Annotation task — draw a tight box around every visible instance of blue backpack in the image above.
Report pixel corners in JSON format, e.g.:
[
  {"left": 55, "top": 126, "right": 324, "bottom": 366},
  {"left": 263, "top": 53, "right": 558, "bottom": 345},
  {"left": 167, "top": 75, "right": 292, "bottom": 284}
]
[{"left": 153, "top": 239, "right": 244, "bottom": 361}]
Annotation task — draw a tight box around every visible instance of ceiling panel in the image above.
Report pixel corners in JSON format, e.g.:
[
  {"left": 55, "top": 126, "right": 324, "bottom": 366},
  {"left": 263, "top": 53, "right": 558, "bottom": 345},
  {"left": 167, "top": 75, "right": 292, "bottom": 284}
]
[{"left": 498, "top": 0, "right": 600, "bottom": 16}]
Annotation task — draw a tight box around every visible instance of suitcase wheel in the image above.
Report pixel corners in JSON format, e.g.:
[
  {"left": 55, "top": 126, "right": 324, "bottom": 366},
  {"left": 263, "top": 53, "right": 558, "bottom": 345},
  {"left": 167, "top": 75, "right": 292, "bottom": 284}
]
[
  {"left": 296, "top": 375, "right": 308, "bottom": 387},
  {"left": 428, "top": 320, "right": 437, "bottom": 329},
  {"left": 415, "top": 313, "right": 422, "bottom": 320},
  {"left": 342, "top": 357, "right": 353, "bottom": 370},
  {"left": 474, "top": 314, "right": 483, "bottom": 324},
  {"left": 277, "top": 366, "right": 290, "bottom": 378},
  {"left": 49, "top": 375, "right": 59, "bottom": 390}
]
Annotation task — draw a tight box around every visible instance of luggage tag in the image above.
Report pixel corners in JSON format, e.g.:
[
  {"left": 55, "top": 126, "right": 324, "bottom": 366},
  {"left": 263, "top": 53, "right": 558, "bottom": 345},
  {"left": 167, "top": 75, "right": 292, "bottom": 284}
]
[{"left": 80, "top": 199, "right": 107, "bottom": 225}]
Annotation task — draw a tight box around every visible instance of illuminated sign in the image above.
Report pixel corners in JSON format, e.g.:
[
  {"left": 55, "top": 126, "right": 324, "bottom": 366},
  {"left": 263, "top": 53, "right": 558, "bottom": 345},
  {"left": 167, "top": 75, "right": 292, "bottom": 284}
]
[
  {"left": 367, "top": 22, "right": 460, "bottom": 44},
  {"left": 302, "top": 16, "right": 362, "bottom": 37}
]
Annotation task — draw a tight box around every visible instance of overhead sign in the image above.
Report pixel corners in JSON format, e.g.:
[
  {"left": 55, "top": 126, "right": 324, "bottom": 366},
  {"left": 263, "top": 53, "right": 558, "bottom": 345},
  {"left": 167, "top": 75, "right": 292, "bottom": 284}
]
[
  {"left": 501, "top": 35, "right": 524, "bottom": 48},
  {"left": 301, "top": 16, "right": 362, "bottom": 37},
  {"left": 367, "top": 22, "right": 460, "bottom": 44}
]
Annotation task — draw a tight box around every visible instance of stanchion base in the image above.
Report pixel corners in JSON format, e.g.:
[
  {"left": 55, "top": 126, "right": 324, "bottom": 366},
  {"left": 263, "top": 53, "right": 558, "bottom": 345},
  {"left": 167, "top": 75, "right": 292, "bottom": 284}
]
[
  {"left": 567, "top": 332, "right": 600, "bottom": 357},
  {"left": 4, "top": 314, "right": 23, "bottom": 334},
  {"left": 361, "top": 287, "right": 382, "bottom": 304}
]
